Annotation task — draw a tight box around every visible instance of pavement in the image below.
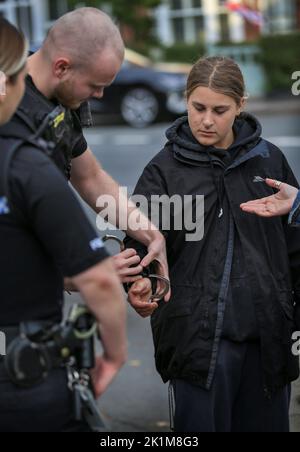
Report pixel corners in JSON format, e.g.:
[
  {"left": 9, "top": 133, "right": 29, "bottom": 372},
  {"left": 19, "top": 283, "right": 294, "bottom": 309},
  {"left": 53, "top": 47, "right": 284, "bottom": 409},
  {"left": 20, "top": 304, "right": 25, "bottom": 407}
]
[{"left": 247, "top": 96, "right": 300, "bottom": 116}]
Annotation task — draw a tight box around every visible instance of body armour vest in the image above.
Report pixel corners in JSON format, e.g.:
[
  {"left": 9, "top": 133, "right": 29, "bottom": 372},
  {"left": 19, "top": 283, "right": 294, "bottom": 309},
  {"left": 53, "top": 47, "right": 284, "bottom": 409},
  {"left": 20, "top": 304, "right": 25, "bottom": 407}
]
[{"left": 0, "top": 77, "right": 91, "bottom": 180}]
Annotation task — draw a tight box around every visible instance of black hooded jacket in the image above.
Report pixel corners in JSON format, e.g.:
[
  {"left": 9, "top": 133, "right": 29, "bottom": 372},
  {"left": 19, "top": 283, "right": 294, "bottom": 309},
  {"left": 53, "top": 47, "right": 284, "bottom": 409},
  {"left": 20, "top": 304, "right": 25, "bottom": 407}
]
[{"left": 124, "top": 113, "right": 300, "bottom": 394}]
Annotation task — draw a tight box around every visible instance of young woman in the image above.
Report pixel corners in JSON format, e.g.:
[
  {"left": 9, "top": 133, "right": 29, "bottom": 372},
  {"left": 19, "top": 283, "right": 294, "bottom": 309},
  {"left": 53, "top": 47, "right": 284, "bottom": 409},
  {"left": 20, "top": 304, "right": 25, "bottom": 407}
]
[
  {"left": 125, "top": 56, "right": 300, "bottom": 433},
  {"left": 241, "top": 178, "right": 300, "bottom": 226}
]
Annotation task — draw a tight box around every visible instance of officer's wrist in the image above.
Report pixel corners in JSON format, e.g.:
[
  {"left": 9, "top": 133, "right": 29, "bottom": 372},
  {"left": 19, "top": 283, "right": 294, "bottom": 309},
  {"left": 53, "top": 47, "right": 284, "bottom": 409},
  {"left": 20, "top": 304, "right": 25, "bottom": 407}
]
[{"left": 142, "top": 229, "right": 162, "bottom": 248}]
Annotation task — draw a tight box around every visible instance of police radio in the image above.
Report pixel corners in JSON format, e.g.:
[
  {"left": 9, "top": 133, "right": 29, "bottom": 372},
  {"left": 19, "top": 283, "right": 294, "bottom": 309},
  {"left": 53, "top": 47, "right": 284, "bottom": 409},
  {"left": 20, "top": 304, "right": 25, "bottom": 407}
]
[
  {"left": 0, "top": 105, "right": 71, "bottom": 208},
  {"left": 32, "top": 106, "right": 68, "bottom": 152}
]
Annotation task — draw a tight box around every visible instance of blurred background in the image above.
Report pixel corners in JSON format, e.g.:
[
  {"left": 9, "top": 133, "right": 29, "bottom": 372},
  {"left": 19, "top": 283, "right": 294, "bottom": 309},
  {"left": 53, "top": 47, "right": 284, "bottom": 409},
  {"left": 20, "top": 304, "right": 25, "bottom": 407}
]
[
  {"left": 1, "top": 0, "right": 299, "bottom": 432},
  {"left": 1, "top": 0, "right": 299, "bottom": 126}
]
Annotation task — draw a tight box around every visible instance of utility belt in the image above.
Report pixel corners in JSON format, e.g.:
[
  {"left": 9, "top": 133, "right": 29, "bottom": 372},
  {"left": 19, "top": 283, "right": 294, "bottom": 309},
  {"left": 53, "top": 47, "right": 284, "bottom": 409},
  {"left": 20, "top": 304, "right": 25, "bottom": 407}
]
[
  {"left": 0, "top": 304, "right": 105, "bottom": 431},
  {"left": 0, "top": 322, "right": 56, "bottom": 376}
]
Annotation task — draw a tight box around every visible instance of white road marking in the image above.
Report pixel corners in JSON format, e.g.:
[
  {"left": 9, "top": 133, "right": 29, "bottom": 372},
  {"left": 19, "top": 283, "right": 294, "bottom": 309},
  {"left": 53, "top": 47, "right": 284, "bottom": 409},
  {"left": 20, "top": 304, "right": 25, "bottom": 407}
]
[
  {"left": 114, "top": 135, "right": 151, "bottom": 146},
  {"left": 85, "top": 133, "right": 150, "bottom": 147},
  {"left": 84, "top": 135, "right": 104, "bottom": 146}
]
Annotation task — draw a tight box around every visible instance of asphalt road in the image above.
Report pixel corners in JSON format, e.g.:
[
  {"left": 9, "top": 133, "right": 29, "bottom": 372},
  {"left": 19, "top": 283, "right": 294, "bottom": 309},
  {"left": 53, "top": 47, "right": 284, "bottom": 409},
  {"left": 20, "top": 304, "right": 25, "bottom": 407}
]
[{"left": 68, "top": 110, "right": 300, "bottom": 432}]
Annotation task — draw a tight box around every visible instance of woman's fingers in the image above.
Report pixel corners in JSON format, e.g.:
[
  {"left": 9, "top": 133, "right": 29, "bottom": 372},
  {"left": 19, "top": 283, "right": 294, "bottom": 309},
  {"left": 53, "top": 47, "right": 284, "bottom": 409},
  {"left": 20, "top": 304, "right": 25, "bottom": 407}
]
[
  {"left": 241, "top": 198, "right": 268, "bottom": 207},
  {"left": 131, "top": 278, "right": 152, "bottom": 295},
  {"left": 128, "top": 279, "right": 154, "bottom": 315},
  {"left": 135, "top": 302, "right": 159, "bottom": 318},
  {"left": 129, "top": 278, "right": 160, "bottom": 317},
  {"left": 241, "top": 202, "right": 267, "bottom": 211},
  {"left": 265, "top": 178, "right": 284, "bottom": 190},
  {"left": 241, "top": 206, "right": 273, "bottom": 217}
]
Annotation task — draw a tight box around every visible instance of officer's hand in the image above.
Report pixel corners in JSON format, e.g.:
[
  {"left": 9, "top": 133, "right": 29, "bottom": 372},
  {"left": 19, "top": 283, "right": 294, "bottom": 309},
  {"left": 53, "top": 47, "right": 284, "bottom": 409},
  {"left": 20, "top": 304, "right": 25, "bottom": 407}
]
[
  {"left": 141, "top": 233, "right": 171, "bottom": 302},
  {"left": 240, "top": 179, "right": 298, "bottom": 217},
  {"left": 91, "top": 355, "right": 124, "bottom": 399},
  {"left": 112, "top": 249, "right": 143, "bottom": 284},
  {"left": 128, "top": 278, "right": 158, "bottom": 318}
]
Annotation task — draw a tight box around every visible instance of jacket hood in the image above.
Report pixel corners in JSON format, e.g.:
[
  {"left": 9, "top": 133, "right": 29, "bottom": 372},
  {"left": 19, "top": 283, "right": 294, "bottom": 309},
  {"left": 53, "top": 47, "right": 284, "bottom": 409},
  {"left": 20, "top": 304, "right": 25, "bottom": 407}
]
[
  {"left": 166, "top": 112, "right": 262, "bottom": 219},
  {"left": 166, "top": 112, "right": 262, "bottom": 167}
]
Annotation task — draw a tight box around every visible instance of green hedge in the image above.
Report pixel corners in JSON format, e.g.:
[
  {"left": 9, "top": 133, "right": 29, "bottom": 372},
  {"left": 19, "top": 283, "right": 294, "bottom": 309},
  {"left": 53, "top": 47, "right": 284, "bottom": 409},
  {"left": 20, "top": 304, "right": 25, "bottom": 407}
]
[
  {"left": 259, "top": 32, "right": 300, "bottom": 94},
  {"left": 129, "top": 42, "right": 206, "bottom": 64},
  {"left": 160, "top": 43, "right": 206, "bottom": 64}
]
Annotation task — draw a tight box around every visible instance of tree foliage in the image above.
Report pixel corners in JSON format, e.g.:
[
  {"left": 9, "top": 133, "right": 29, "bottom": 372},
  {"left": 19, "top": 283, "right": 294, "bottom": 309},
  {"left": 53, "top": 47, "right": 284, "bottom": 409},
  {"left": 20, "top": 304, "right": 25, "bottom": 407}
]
[{"left": 67, "top": 0, "right": 161, "bottom": 45}]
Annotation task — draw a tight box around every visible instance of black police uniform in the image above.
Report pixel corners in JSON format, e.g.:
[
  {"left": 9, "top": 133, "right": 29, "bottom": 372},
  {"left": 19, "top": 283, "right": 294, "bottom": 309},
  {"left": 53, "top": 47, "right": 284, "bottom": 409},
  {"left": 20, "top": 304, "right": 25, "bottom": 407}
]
[
  {"left": 0, "top": 75, "right": 91, "bottom": 180},
  {"left": 0, "top": 136, "right": 109, "bottom": 432}
]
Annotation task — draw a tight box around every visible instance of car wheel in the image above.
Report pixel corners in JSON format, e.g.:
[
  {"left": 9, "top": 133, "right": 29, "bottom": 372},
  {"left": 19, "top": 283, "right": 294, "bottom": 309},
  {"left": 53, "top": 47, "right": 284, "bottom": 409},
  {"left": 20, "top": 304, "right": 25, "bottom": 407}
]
[{"left": 121, "top": 88, "right": 159, "bottom": 128}]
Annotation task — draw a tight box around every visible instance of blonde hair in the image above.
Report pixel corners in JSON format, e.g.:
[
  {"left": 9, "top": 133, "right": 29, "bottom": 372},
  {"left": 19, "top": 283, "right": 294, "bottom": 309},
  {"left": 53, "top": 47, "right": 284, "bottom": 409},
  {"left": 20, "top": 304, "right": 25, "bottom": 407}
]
[{"left": 0, "top": 17, "right": 28, "bottom": 78}]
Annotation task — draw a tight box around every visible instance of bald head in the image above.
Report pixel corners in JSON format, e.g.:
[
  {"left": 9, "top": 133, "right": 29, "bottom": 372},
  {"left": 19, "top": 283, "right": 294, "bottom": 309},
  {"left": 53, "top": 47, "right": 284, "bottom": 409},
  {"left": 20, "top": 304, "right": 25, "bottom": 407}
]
[
  {"left": 43, "top": 7, "right": 124, "bottom": 66},
  {"left": 28, "top": 8, "right": 124, "bottom": 110}
]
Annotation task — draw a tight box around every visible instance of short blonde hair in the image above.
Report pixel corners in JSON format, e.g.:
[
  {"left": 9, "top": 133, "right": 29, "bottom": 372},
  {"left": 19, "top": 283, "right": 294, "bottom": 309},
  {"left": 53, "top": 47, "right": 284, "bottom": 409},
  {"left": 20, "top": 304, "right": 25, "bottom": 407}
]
[{"left": 0, "top": 18, "right": 28, "bottom": 78}]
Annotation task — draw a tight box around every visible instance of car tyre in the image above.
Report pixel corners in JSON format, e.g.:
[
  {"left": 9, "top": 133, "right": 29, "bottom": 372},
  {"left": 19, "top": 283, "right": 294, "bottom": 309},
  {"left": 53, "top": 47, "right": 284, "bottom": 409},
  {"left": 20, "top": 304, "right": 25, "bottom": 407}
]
[{"left": 121, "top": 87, "right": 160, "bottom": 128}]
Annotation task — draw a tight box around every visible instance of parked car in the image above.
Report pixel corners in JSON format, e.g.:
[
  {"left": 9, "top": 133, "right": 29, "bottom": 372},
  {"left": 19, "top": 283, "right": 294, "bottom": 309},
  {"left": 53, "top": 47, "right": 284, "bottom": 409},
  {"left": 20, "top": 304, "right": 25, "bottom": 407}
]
[{"left": 89, "top": 49, "right": 190, "bottom": 128}]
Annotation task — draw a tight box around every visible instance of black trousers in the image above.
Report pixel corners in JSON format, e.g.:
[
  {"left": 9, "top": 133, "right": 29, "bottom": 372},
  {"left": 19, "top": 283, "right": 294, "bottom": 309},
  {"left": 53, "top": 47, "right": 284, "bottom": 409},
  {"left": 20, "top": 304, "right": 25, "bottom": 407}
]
[
  {"left": 0, "top": 364, "right": 90, "bottom": 432},
  {"left": 173, "top": 340, "right": 290, "bottom": 433}
]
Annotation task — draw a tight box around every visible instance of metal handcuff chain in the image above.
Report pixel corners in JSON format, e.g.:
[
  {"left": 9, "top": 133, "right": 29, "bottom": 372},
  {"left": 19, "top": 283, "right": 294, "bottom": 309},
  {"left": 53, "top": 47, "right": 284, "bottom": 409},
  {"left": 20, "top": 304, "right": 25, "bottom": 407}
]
[
  {"left": 69, "top": 305, "right": 97, "bottom": 340},
  {"left": 102, "top": 235, "right": 170, "bottom": 302}
]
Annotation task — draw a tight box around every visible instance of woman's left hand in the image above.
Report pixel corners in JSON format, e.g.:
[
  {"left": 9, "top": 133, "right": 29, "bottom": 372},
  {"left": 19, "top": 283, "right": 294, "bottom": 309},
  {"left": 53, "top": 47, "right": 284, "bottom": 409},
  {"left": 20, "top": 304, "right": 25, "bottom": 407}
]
[{"left": 128, "top": 278, "right": 158, "bottom": 318}]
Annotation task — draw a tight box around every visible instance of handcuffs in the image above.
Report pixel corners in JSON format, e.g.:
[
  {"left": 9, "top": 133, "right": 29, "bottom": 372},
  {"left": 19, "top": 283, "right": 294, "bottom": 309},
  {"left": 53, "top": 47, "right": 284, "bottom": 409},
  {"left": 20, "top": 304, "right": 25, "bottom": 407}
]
[{"left": 102, "top": 235, "right": 170, "bottom": 302}]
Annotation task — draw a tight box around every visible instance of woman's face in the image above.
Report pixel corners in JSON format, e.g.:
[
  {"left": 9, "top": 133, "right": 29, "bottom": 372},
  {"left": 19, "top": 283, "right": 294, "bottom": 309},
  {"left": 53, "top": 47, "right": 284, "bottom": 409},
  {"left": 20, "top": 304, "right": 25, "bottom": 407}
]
[
  {"left": 0, "top": 65, "right": 27, "bottom": 126},
  {"left": 187, "top": 86, "right": 245, "bottom": 150}
]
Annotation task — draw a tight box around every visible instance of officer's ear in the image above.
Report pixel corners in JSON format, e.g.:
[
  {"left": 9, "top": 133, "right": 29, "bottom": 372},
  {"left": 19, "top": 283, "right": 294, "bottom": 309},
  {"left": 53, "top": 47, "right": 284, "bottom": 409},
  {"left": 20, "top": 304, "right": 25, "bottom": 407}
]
[{"left": 53, "top": 58, "right": 72, "bottom": 79}]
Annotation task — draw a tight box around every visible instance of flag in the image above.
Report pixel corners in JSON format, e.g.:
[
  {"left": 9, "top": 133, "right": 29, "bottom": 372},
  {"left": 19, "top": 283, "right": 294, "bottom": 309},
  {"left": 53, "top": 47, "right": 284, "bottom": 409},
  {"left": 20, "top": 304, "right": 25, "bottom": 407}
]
[{"left": 226, "top": 2, "right": 264, "bottom": 27}]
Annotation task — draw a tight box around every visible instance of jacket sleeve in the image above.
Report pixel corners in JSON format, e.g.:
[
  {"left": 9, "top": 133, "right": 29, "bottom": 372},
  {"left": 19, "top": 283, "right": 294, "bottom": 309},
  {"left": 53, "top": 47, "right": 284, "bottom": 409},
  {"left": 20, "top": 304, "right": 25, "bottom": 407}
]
[
  {"left": 289, "top": 191, "right": 300, "bottom": 227},
  {"left": 123, "top": 156, "right": 169, "bottom": 261},
  {"left": 281, "top": 155, "right": 300, "bottom": 325}
]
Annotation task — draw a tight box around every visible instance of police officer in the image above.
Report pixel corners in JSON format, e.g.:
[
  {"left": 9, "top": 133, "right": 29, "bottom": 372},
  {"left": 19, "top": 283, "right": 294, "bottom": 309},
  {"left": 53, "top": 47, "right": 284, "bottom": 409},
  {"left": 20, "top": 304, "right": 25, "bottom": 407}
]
[
  {"left": 0, "top": 18, "right": 127, "bottom": 433},
  {"left": 0, "top": 7, "right": 169, "bottom": 291}
]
